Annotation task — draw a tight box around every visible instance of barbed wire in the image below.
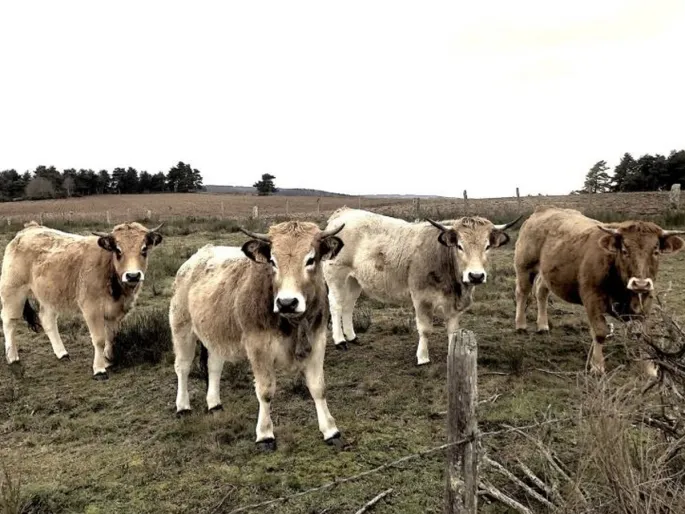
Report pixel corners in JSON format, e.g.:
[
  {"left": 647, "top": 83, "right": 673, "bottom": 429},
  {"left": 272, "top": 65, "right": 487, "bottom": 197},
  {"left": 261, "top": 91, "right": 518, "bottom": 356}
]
[{"left": 214, "top": 416, "right": 574, "bottom": 514}]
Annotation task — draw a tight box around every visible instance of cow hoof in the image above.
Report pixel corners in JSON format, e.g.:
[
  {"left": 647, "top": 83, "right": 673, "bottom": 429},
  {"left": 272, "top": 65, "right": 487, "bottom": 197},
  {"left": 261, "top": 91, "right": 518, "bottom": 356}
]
[
  {"left": 535, "top": 329, "right": 550, "bottom": 335},
  {"left": 516, "top": 328, "right": 528, "bottom": 334},
  {"left": 325, "top": 432, "right": 346, "bottom": 449},
  {"left": 256, "top": 438, "right": 277, "bottom": 452},
  {"left": 208, "top": 404, "right": 223, "bottom": 414},
  {"left": 176, "top": 409, "right": 192, "bottom": 418},
  {"left": 335, "top": 342, "right": 348, "bottom": 351},
  {"left": 346, "top": 337, "right": 361, "bottom": 345},
  {"left": 416, "top": 358, "right": 431, "bottom": 366},
  {"left": 59, "top": 354, "right": 71, "bottom": 361},
  {"left": 93, "top": 371, "right": 109, "bottom": 381}
]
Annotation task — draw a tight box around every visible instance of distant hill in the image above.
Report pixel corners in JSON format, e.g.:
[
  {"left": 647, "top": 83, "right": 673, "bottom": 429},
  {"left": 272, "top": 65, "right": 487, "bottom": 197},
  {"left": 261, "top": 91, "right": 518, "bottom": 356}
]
[
  {"left": 204, "top": 185, "right": 349, "bottom": 197},
  {"left": 204, "top": 185, "right": 447, "bottom": 199}
]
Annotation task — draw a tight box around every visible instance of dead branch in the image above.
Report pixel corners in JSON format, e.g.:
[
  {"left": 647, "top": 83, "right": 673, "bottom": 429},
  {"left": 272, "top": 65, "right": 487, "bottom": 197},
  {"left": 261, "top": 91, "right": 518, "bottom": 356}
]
[
  {"left": 353, "top": 489, "right": 393, "bottom": 514},
  {"left": 478, "top": 480, "right": 533, "bottom": 514},
  {"left": 483, "top": 456, "right": 556, "bottom": 509},
  {"left": 515, "top": 458, "right": 564, "bottom": 506}
]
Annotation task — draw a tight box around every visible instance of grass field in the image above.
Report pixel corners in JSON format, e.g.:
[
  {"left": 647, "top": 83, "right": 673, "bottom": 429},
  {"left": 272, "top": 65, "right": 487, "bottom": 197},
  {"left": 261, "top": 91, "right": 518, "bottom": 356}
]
[{"left": 1, "top": 193, "right": 685, "bottom": 513}]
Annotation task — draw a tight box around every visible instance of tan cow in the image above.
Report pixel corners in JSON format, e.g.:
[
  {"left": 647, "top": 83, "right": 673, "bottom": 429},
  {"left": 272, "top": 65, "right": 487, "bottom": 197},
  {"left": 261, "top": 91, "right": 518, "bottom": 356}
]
[
  {"left": 170, "top": 221, "right": 345, "bottom": 451},
  {"left": 322, "top": 208, "right": 521, "bottom": 365},
  {"left": 0, "top": 221, "right": 163, "bottom": 379},
  {"left": 514, "top": 206, "right": 685, "bottom": 373}
]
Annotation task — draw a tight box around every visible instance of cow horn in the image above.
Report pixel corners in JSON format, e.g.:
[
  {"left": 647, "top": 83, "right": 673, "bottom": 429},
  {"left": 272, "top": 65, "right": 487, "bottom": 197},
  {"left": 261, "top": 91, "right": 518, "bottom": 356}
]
[
  {"left": 92, "top": 231, "right": 110, "bottom": 238},
  {"left": 238, "top": 227, "right": 271, "bottom": 242},
  {"left": 598, "top": 225, "right": 619, "bottom": 235},
  {"left": 426, "top": 218, "right": 449, "bottom": 232},
  {"left": 320, "top": 223, "right": 345, "bottom": 238},
  {"left": 148, "top": 222, "right": 164, "bottom": 232},
  {"left": 661, "top": 229, "right": 685, "bottom": 237},
  {"left": 493, "top": 215, "right": 523, "bottom": 231}
]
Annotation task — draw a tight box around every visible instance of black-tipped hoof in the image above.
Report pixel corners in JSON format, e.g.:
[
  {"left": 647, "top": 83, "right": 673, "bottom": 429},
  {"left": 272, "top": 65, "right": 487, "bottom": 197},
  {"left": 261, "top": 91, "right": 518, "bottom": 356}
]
[
  {"left": 256, "top": 438, "right": 277, "bottom": 452},
  {"left": 59, "top": 354, "right": 71, "bottom": 361},
  {"left": 346, "top": 337, "right": 361, "bottom": 345},
  {"left": 208, "top": 404, "right": 223, "bottom": 414},
  {"left": 93, "top": 371, "right": 109, "bottom": 381},
  {"left": 516, "top": 328, "right": 528, "bottom": 334},
  {"left": 535, "top": 329, "right": 550, "bottom": 335},
  {"left": 176, "top": 409, "right": 192, "bottom": 418},
  {"left": 335, "top": 342, "right": 349, "bottom": 351},
  {"left": 325, "top": 432, "right": 345, "bottom": 449}
]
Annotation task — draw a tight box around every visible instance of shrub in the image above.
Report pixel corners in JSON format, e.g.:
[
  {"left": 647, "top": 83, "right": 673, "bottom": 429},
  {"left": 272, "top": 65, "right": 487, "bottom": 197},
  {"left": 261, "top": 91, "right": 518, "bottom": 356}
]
[{"left": 112, "top": 307, "right": 171, "bottom": 367}]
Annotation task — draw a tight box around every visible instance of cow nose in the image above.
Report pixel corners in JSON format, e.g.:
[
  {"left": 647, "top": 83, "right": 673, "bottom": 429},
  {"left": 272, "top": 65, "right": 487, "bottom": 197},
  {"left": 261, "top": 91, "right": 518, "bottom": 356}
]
[
  {"left": 124, "top": 271, "right": 142, "bottom": 283},
  {"left": 276, "top": 297, "right": 299, "bottom": 313},
  {"left": 468, "top": 272, "right": 485, "bottom": 284},
  {"left": 628, "top": 277, "right": 653, "bottom": 293}
]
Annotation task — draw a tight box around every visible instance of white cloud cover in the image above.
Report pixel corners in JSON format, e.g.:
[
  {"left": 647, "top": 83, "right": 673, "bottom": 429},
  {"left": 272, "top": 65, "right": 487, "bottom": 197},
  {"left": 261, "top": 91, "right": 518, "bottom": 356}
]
[{"left": 1, "top": 0, "right": 683, "bottom": 198}]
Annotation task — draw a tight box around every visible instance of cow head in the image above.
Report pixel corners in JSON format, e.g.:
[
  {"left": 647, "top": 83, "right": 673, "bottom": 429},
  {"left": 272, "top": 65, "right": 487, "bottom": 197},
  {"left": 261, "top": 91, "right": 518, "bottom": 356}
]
[
  {"left": 93, "top": 222, "right": 164, "bottom": 286},
  {"left": 239, "top": 221, "right": 344, "bottom": 317},
  {"left": 426, "top": 215, "right": 522, "bottom": 285},
  {"left": 598, "top": 222, "right": 685, "bottom": 312}
]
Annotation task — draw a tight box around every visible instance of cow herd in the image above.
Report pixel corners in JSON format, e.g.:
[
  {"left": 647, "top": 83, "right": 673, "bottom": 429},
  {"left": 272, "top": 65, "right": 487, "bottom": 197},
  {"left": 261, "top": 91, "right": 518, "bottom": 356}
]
[{"left": 1, "top": 205, "right": 683, "bottom": 451}]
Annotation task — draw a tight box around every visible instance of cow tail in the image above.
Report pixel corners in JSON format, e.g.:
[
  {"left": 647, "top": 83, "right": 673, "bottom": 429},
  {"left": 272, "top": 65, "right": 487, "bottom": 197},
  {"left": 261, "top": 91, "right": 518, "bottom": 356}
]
[
  {"left": 23, "top": 299, "right": 42, "bottom": 333},
  {"left": 199, "top": 342, "right": 209, "bottom": 389}
]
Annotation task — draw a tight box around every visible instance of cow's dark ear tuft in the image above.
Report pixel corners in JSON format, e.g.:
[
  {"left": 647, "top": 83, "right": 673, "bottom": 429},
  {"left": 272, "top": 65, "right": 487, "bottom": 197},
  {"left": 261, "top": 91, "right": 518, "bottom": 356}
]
[
  {"left": 146, "top": 231, "right": 163, "bottom": 247},
  {"left": 490, "top": 230, "right": 510, "bottom": 248},
  {"left": 661, "top": 234, "right": 685, "bottom": 254},
  {"left": 598, "top": 233, "right": 620, "bottom": 254},
  {"left": 437, "top": 230, "right": 459, "bottom": 248},
  {"left": 242, "top": 240, "right": 271, "bottom": 263},
  {"left": 96, "top": 234, "right": 116, "bottom": 253},
  {"left": 320, "top": 236, "right": 344, "bottom": 261}
]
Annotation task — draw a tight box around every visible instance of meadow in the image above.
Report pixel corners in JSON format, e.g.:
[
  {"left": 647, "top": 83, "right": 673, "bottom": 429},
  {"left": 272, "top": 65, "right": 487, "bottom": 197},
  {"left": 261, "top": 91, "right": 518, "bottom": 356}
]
[{"left": 1, "top": 192, "right": 685, "bottom": 513}]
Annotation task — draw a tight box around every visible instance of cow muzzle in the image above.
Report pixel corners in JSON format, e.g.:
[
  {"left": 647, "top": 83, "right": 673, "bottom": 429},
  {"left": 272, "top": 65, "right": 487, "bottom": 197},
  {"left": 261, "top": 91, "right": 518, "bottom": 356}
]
[
  {"left": 462, "top": 270, "right": 487, "bottom": 285},
  {"left": 274, "top": 292, "right": 306, "bottom": 316},
  {"left": 627, "top": 277, "right": 654, "bottom": 294},
  {"left": 122, "top": 270, "right": 145, "bottom": 285}
]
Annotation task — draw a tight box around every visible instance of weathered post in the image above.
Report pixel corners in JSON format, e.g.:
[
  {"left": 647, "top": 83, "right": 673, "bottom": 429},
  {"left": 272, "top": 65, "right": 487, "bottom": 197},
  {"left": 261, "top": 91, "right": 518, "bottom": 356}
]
[
  {"left": 145, "top": 209, "right": 152, "bottom": 221},
  {"left": 221, "top": 201, "right": 225, "bottom": 219},
  {"left": 7, "top": 218, "right": 11, "bottom": 227},
  {"left": 358, "top": 196, "right": 362, "bottom": 209},
  {"left": 670, "top": 184, "right": 681, "bottom": 210},
  {"left": 516, "top": 187, "right": 521, "bottom": 211},
  {"left": 252, "top": 205, "right": 259, "bottom": 219},
  {"left": 317, "top": 197, "right": 321, "bottom": 216},
  {"left": 106, "top": 210, "right": 111, "bottom": 224},
  {"left": 413, "top": 198, "right": 421, "bottom": 220},
  {"left": 126, "top": 207, "right": 131, "bottom": 220},
  {"left": 445, "top": 329, "right": 478, "bottom": 514},
  {"left": 463, "top": 190, "right": 469, "bottom": 216},
  {"left": 39, "top": 212, "right": 44, "bottom": 224}
]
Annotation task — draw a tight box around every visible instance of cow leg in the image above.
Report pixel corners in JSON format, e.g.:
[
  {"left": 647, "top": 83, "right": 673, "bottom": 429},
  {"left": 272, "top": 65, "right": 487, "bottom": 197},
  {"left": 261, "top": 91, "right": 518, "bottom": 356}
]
[
  {"left": 535, "top": 278, "right": 551, "bottom": 333},
  {"left": 172, "top": 324, "right": 196, "bottom": 414},
  {"left": 205, "top": 347, "right": 225, "bottom": 412},
  {"left": 104, "top": 320, "right": 118, "bottom": 368},
  {"left": 39, "top": 307, "right": 69, "bottom": 360},
  {"left": 303, "top": 330, "right": 341, "bottom": 444},
  {"left": 83, "top": 311, "right": 109, "bottom": 379},
  {"left": 326, "top": 278, "right": 348, "bottom": 349},
  {"left": 1, "top": 293, "right": 25, "bottom": 364},
  {"left": 583, "top": 298, "right": 609, "bottom": 374},
  {"left": 247, "top": 345, "right": 277, "bottom": 449},
  {"left": 412, "top": 298, "right": 433, "bottom": 366},
  {"left": 515, "top": 270, "right": 536, "bottom": 332},
  {"left": 341, "top": 278, "right": 362, "bottom": 343}
]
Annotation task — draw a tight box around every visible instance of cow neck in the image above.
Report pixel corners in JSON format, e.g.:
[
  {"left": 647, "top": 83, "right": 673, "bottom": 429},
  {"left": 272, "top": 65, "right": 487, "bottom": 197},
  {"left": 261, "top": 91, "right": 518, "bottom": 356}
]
[
  {"left": 604, "top": 259, "right": 633, "bottom": 315},
  {"left": 107, "top": 262, "right": 137, "bottom": 302},
  {"left": 433, "top": 239, "right": 466, "bottom": 296}
]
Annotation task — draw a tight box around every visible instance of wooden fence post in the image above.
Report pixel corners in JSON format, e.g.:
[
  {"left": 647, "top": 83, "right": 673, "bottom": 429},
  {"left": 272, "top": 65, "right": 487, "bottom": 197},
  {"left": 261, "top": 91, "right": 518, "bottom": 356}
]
[
  {"left": 317, "top": 197, "right": 321, "bottom": 216},
  {"left": 221, "top": 201, "right": 225, "bottom": 219},
  {"left": 252, "top": 206, "right": 259, "bottom": 219},
  {"left": 463, "top": 190, "right": 469, "bottom": 216},
  {"left": 445, "top": 329, "right": 478, "bottom": 514},
  {"left": 106, "top": 210, "right": 111, "bottom": 224},
  {"left": 358, "top": 197, "right": 362, "bottom": 209},
  {"left": 413, "top": 198, "right": 421, "bottom": 219},
  {"left": 670, "top": 184, "right": 681, "bottom": 210},
  {"left": 516, "top": 187, "right": 521, "bottom": 211}
]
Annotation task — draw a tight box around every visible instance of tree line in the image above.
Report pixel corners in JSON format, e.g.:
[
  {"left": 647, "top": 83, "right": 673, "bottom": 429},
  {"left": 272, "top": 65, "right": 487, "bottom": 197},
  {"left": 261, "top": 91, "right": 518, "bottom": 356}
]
[
  {"left": 582, "top": 150, "right": 685, "bottom": 194},
  {"left": 0, "top": 161, "right": 204, "bottom": 202}
]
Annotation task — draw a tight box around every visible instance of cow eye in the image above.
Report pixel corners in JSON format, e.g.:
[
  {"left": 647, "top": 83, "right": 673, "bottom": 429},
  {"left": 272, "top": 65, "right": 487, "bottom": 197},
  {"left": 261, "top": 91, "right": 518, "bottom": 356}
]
[
  {"left": 485, "top": 243, "right": 491, "bottom": 251},
  {"left": 141, "top": 246, "right": 148, "bottom": 257},
  {"left": 268, "top": 258, "right": 277, "bottom": 268},
  {"left": 115, "top": 247, "right": 123, "bottom": 259},
  {"left": 457, "top": 243, "right": 464, "bottom": 252},
  {"left": 306, "top": 257, "right": 316, "bottom": 267}
]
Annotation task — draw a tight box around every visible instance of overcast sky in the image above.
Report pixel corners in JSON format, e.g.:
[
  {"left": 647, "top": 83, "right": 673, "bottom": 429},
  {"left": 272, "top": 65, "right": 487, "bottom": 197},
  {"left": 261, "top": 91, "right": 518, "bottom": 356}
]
[{"left": 1, "top": 1, "right": 684, "bottom": 198}]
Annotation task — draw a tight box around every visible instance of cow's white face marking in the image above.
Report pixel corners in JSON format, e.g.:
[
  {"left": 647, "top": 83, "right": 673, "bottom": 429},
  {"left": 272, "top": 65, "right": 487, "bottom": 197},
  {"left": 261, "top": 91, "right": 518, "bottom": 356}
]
[{"left": 627, "top": 277, "right": 654, "bottom": 292}]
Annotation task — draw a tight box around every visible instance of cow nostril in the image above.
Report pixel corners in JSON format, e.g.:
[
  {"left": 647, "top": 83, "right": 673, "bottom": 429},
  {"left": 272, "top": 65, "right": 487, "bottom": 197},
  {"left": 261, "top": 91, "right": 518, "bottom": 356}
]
[
  {"left": 276, "top": 297, "right": 299, "bottom": 312},
  {"left": 468, "top": 272, "right": 485, "bottom": 283},
  {"left": 125, "top": 272, "right": 141, "bottom": 281}
]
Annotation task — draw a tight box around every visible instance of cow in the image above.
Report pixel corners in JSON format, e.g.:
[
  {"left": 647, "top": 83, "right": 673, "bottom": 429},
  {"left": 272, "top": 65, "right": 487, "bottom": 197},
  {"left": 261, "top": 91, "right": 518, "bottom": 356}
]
[
  {"left": 0, "top": 221, "right": 164, "bottom": 379},
  {"left": 514, "top": 206, "right": 685, "bottom": 374},
  {"left": 322, "top": 207, "right": 521, "bottom": 365},
  {"left": 169, "top": 220, "right": 346, "bottom": 451}
]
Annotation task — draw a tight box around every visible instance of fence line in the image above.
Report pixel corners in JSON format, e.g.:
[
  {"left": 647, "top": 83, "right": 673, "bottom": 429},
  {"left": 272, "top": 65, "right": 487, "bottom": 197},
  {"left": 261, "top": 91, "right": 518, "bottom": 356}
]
[{"left": 214, "top": 417, "right": 572, "bottom": 514}]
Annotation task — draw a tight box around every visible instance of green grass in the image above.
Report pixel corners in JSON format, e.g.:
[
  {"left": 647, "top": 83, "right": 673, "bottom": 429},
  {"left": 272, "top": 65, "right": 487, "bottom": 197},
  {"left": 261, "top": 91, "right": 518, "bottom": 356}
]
[{"left": 1, "top": 221, "right": 685, "bottom": 513}]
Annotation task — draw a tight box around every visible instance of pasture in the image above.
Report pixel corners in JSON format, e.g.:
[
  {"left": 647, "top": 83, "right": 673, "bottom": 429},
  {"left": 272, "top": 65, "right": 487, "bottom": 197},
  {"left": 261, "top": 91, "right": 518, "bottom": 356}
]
[{"left": 1, "top": 193, "right": 685, "bottom": 513}]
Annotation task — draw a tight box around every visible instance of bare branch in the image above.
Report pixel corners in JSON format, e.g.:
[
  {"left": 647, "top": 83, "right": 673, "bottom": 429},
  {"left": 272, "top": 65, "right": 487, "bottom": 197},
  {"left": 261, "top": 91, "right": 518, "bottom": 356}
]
[
  {"left": 354, "top": 489, "right": 393, "bottom": 514},
  {"left": 483, "top": 456, "right": 556, "bottom": 509},
  {"left": 478, "top": 480, "right": 533, "bottom": 514}
]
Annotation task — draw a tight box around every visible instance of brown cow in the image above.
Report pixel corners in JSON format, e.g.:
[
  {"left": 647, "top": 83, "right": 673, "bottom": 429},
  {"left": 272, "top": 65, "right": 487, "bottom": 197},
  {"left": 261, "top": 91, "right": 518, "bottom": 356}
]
[
  {"left": 169, "top": 221, "right": 345, "bottom": 451},
  {"left": 0, "top": 221, "right": 163, "bottom": 378},
  {"left": 514, "top": 206, "right": 685, "bottom": 373}
]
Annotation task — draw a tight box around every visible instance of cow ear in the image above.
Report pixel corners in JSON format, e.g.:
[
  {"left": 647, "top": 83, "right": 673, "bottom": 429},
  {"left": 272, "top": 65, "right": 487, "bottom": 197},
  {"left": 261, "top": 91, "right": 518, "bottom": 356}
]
[
  {"left": 146, "top": 231, "right": 163, "bottom": 247},
  {"left": 437, "top": 230, "right": 459, "bottom": 247},
  {"left": 320, "top": 236, "right": 344, "bottom": 261},
  {"left": 96, "top": 234, "right": 116, "bottom": 252},
  {"left": 598, "top": 233, "right": 619, "bottom": 254},
  {"left": 661, "top": 234, "right": 685, "bottom": 254},
  {"left": 490, "top": 230, "right": 510, "bottom": 248},
  {"left": 241, "top": 240, "right": 271, "bottom": 263}
]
